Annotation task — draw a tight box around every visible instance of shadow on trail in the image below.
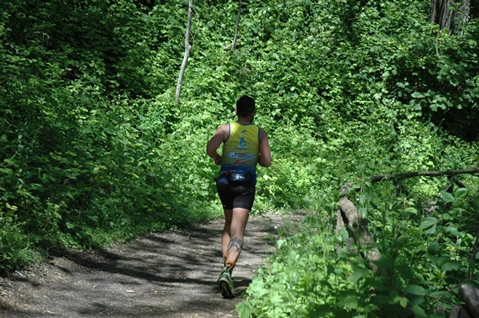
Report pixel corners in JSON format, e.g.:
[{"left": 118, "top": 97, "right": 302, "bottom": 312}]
[
  {"left": 52, "top": 229, "right": 224, "bottom": 287},
  {"left": 0, "top": 213, "right": 294, "bottom": 317}
]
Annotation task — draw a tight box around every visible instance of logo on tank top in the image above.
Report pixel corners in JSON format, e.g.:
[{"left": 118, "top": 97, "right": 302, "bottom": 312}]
[
  {"left": 228, "top": 152, "right": 253, "bottom": 166},
  {"left": 239, "top": 136, "right": 247, "bottom": 148},
  {"left": 228, "top": 152, "right": 254, "bottom": 160}
]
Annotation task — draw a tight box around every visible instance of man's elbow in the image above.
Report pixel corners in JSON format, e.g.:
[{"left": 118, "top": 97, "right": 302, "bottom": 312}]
[
  {"left": 206, "top": 143, "right": 215, "bottom": 156},
  {"left": 260, "top": 158, "right": 272, "bottom": 168}
]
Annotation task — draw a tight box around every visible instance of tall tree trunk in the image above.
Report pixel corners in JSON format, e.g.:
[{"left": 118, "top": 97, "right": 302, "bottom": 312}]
[
  {"left": 175, "top": 0, "right": 194, "bottom": 106},
  {"left": 432, "top": 0, "right": 470, "bottom": 35}
]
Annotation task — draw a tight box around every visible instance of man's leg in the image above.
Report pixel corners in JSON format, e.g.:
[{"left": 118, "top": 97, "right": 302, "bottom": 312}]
[
  {"left": 216, "top": 208, "right": 232, "bottom": 285},
  {"left": 218, "top": 207, "right": 249, "bottom": 298},
  {"left": 218, "top": 183, "right": 254, "bottom": 298},
  {"left": 221, "top": 209, "right": 233, "bottom": 266},
  {"left": 225, "top": 207, "right": 250, "bottom": 272}
]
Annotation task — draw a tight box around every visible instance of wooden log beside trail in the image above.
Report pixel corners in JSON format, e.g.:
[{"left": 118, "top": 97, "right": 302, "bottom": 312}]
[
  {"left": 336, "top": 168, "right": 479, "bottom": 318},
  {"left": 336, "top": 182, "right": 380, "bottom": 272},
  {"left": 337, "top": 168, "right": 479, "bottom": 260}
]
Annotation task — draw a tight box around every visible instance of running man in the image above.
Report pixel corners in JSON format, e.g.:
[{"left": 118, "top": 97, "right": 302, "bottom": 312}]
[{"left": 206, "top": 95, "right": 272, "bottom": 298}]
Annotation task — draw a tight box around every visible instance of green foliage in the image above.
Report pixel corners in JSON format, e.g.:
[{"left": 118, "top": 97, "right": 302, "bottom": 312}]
[
  {"left": 0, "top": 0, "right": 212, "bottom": 266},
  {"left": 1, "top": 5, "right": 478, "bottom": 318},
  {"left": 0, "top": 213, "right": 38, "bottom": 272},
  {"left": 239, "top": 184, "right": 479, "bottom": 318}
]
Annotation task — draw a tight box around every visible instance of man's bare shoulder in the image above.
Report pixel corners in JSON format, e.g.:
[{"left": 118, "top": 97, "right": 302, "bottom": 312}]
[
  {"left": 259, "top": 127, "right": 269, "bottom": 140},
  {"left": 218, "top": 123, "right": 229, "bottom": 130},
  {"left": 214, "top": 123, "right": 229, "bottom": 140}
]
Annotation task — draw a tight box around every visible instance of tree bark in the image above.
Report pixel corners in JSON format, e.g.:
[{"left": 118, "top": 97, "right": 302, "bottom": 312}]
[
  {"left": 175, "top": 0, "right": 194, "bottom": 106},
  {"left": 231, "top": 0, "right": 242, "bottom": 51},
  {"left": 432, "top": 0, "right": 471, "bottom": 35}
]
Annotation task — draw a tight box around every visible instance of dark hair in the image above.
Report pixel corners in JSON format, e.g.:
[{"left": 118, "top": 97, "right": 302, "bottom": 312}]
[{"left": 236, "top": 95, "right": 255, "bottom": 117}]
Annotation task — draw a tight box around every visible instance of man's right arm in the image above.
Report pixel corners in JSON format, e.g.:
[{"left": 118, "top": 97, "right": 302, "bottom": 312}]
[
  {"left": 258, "top": 128, "right": 271, "bottom": 167},
  {"left": 207, "top": 124, "right": 227, "bottom": 165}
]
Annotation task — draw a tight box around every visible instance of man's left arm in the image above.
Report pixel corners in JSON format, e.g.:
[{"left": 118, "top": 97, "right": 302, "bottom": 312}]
[{"left": 258, "top": 128, "right": 272, "bottom": 168}]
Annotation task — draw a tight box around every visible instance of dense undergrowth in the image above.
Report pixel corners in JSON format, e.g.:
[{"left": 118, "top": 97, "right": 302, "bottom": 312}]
[{"left": 1, "top": 0, "right": 479, "bottom": 316}]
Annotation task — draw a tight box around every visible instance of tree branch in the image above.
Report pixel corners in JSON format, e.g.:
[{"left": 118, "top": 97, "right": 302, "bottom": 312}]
[{"left": 369, "top": 168, "right": 479, "bottom": 183}]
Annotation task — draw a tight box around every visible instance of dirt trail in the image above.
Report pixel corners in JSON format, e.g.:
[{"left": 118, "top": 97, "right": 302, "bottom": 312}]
[{"left": 0, "top": 212, "right": 303, "bottom": 318}]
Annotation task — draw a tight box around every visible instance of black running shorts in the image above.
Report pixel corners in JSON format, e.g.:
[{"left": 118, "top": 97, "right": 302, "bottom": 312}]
[{"left": 215, "top": 175, "right": 256, "bottom": 210}]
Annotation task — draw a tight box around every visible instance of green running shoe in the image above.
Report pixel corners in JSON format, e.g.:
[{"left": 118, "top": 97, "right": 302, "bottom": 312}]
[
  {"left": 216, "top": 266, "right": 226, "bottom": 283},
  {"left": 218, "top": 270, "right": 235, "bottom": 298}
]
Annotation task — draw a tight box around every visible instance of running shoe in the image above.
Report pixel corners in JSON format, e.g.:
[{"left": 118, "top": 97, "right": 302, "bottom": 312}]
[
  {"left": 218, "top": 270, "right": 235, "bottom": 298},
  {"left": 216, "top": 266, "right": 226, "bottom": 283}
]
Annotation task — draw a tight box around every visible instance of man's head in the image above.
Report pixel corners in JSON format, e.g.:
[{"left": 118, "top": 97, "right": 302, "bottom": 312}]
[{"left": 236, "top": 95, "right": 255, "bottom": 118}]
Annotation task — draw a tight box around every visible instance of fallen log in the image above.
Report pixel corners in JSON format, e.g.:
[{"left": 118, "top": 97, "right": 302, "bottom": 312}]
[{"left": 337, "top": 183, "right": 380, "bottom": 271}]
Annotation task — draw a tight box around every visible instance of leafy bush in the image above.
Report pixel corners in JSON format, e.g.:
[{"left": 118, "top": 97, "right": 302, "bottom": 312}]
[{"left": 239, "top": 184, "right": 479, "bottom": 318}]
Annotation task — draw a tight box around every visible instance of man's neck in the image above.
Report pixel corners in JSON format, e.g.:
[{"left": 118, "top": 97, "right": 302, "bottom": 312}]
[{"left": 237, "top": 118, "right": 251, "bottom": 124}]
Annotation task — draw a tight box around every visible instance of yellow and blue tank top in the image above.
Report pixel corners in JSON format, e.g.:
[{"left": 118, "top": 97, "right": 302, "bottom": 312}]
[{"left": 220, "top": 122, "right": 260, "bottom": 182}]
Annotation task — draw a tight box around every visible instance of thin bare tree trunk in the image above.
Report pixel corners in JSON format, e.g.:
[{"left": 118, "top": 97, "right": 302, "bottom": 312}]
[
  {"left": 175, "top": 0, "right": 194, "bottom": 106},
  {"left": 231, "top": 0, "right": 242, "bottom": 51},
  {"left": 431, "top": 0, "right": 438, "bottom": 24}
]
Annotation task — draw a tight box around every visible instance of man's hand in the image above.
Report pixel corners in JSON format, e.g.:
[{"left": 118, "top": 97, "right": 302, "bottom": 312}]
[{"left": 214, "top": 154, "right": 222, "bottom": 166}]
